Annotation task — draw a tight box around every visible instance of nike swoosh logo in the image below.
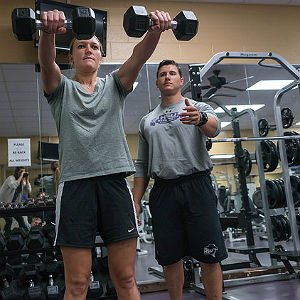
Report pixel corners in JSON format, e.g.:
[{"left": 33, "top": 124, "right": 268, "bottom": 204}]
[{"left": 128, "top": 228, "right": 135, "bottom": 233}]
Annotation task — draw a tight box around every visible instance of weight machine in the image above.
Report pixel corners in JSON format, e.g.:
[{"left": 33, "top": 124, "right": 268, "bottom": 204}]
[{"left": 188, "top": 52, "right": 300, "bottom": 300}]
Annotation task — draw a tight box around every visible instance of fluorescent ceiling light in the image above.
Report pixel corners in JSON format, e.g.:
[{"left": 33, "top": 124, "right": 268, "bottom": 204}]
[
  {"left": 295, "top": 122, "right": 300, "bottom": 126},
  {"left": 247, "top": 80, "right": 293, "bottom": 91},
  {"left": 210, "top": 154, "right": 235, "bottom": 160},
  {"left": 214, "top": 104, "right": 264, "bottom": 113},
  {"left": 221, "top": 122, "right": 231, "bottom": 128}
]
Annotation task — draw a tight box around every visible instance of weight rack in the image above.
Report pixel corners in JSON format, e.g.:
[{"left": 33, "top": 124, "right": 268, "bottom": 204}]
[
  {"left": 0, "top": 204, "right": 115, "bottom": 299},
  {"left": 187, "top": 51, "right": 300, "bottom": 298}
]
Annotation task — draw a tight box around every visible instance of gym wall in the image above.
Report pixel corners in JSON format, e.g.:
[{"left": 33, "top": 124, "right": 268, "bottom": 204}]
[{"left": 2, "top": 1, "right": 300, "bottom": 63}]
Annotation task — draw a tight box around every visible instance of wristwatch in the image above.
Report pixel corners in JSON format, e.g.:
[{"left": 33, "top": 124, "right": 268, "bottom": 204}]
[{"left": 196, "top": 111, "right": 208, "bottom": 127}]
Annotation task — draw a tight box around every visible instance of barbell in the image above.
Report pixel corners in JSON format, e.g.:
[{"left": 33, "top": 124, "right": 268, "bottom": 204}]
[
  {"left": 258, "top": 107, "right": 294, "bottom": 137},
  {"left": 12, "top": 7, "right": 96, "bottom": 41},
  {"left": 207, "top": 134, "right": 300, "bottom": 176},
  {"left": 208, "top": 134, "right": 300, "bottom": 143},
  {"left": 123, "top": 6, "right": 199, "bottom": 41}
]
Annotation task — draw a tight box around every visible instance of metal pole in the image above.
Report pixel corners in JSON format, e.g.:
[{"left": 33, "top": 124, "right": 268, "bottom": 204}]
[
  {"left": 231, "top": 109, "right": 255, "bottom": 250},
  {"left": 274, "top": 81, "right": 300, "bottom": 252},
  {"left": 189, "top": 51, "right": 300, "bottom": 82},
  {"left": 233, "top": 109, "right": 276, "bottom": 256}
]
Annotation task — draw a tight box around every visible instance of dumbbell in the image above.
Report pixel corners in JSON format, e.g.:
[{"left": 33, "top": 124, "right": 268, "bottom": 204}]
[
  {"left": 38, "top": 260, "right": 63, "bottom": 300},
  {"left": 46, "top": 274, "right": 61, "bottom": 300},
  {"left": 11, "top": 7, "right": 96, "bottom": 41},
  {"left": 26, "top": 227, "right": 46, "bottom": 250},
  {"left": 0, "top": 264, "right": 24, "bottom": 300},
  {"left": 19, "top": 264, "right": 46, "bottom": 300},
  {"left": 43, "top": 222, "right": 56, "bottom": 245},
  {"left": 123, "top": 6, "right": 198, "bottom": 41},
  {"left": 26, "top": 198, "right": 35, "bottom": 208},
  {"left": 0, "top": 232, "right": 6, "bottom": 252},
  {"left": 6, "top": 227, "right": 27, "bottom": 251},
  {"left": 87, "top": 271, "right": 103, "bottom": 298},
  {"left": 44, "top": 197, "right": 55, "bottom": 207}
]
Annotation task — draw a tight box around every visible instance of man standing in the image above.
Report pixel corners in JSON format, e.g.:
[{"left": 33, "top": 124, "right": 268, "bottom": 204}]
[{"left": 133, "top": 60, "right": 227, "bottom": 300}]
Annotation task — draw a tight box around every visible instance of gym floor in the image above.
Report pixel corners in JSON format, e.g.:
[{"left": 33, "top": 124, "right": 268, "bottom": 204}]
[{"left": 135, "top": 238, "right": 300, "bottom": 300}]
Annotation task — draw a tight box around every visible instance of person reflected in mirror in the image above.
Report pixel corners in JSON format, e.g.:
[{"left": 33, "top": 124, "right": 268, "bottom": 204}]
[
  {"left": 40, "top": 160, "right": 60, "bottom": 199},
  {"left": 133, "top": 60, "right": 228, "bottom": 300},
  {"left": 0, "top": 166, "right": 32, "bottom": 234},
  {"left": 38, "top": 8, "right": 172, "bottom": 300},
  {"left": 28, "top": 216, "right": 45, "bottom": 229}
]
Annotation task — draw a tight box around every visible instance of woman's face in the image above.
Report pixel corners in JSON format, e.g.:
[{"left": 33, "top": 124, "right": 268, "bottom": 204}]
[{"left": 70, "top": 37, "right": 102, "bottom": 73}]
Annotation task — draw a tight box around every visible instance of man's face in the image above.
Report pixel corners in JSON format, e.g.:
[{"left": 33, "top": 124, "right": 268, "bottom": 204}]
[
  {"left": 156, "top": 64, "right": 184, "bottom": 96},
  {"left": 70, "top": 37, "right": 102, "bottom": 72},
  {"left": 32, "top": 217, "right": 42, "bottom": 227}
]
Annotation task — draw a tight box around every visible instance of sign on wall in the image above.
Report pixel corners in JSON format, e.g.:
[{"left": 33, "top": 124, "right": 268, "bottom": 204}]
[{"left": 7, "top": 138, "right": 31, "bottom": 167}]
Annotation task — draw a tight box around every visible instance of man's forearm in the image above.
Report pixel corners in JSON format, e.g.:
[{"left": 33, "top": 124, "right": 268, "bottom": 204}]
[{"left": 133, "top": 176, "right": 150, "bottom": 204}]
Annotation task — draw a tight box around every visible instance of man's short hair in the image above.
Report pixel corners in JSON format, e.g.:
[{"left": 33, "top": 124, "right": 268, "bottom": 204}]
[{"left": 156, "top": 60, "right": 182, "bottom": 78}]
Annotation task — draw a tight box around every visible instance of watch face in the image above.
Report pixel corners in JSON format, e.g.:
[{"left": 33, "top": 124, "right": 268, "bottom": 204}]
[{"left": 199, "top": 112, "right": 208, "bottom": 126}]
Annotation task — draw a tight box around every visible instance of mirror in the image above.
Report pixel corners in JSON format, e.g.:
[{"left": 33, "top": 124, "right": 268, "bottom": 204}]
[
  {"left": 0, "top": 64, "right": 42, "bottom": 231},
  {"left": 0, "top": 64, "right": 41, "bottom": 192},
  {"left": 1, "top": 61, "right": 300, "bottom": 231}
]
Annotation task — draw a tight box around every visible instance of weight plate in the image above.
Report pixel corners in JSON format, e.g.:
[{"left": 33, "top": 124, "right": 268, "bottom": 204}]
[
  {"left": 252, "top": 189, "right": 263, "bottom": 209},
  {"left": 243, "top": 148, "right": 252, "bottom": 176},
  {"left": 290, "top": 175, "right": 300, "bottom": 207},
  {"left": 261, "top": 141, "right": 279, "bottom": 172},
  {"left": 273, "top": 179, "right": 284, "bottom": 208},
  {"left": 282, "top": 132, "right": 300, "bottom": 166},
  {"left": 271, "top": 215, "right": 282, "bottom": 242},
  {"left": 266, "top": 180, "right": 280, "bottom": 209},
  {"left": 266, "top": 140, "right": 279, "bottom": 172},
  {"left": 281, "top": 107, "right": 294, "bottom": 129},
  {"left": 258, "top": 119, "right": 269, "bottom": 137},
  {"left": 276, "top": 178, "right": 286, "bottom": 207}
]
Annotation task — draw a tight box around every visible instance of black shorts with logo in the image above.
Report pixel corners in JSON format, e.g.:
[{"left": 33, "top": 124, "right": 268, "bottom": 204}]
[
  {"left": 54, "top": 173, "right": 138, "bottom": 248},
  {"left": 149, "top": 171, "right": 228, "bottom": 266}
]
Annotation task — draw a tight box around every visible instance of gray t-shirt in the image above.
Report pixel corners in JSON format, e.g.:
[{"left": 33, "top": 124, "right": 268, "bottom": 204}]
[
  {"left": 46, "top": 71, "right": 135, "bottom": 183},
  {"left": 135, "top": 99, "right": 220, "bottom": 180}
]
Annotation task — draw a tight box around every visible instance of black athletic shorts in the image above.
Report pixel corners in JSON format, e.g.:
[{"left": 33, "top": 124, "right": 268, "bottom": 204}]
[
  {"left": 54, "top": 173, "right": 138, "bottom": 248},
  {"left": 149, "top": 171, "right": 228, "bottom": 266}
]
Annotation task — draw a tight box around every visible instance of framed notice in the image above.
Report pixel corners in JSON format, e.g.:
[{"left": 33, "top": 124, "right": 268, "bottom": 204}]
[{"left": 8, "top": 139, "right": 31, "bottom": 167}]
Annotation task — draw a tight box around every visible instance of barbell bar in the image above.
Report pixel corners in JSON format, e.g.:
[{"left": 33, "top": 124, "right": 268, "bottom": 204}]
[{"left": 208, "top": 135, "right": 300, "bottom": 143}]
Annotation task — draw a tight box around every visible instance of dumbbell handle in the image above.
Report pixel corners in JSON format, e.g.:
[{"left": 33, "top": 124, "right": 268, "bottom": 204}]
[
  {"left": 36, "top": 19, "right": 73, "bottom": 31},
  {"left": 149, "top": 10, "right": 197, "bottom": 31},
  {"left": 3, "top": 277, "right": 9, "bottom": 288},
  {"left": 149, "top": 19, "right": 178, "bottom": 30}
]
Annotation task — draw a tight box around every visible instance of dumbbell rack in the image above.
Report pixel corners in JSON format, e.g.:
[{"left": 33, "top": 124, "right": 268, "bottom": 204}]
[
  {"left": 0, "top": 205, "right": 55, "bottom": 251},
  {"left": 0, "top": 205, "right": 57, "bottom": 299},
  {"left": 0, "top": 205, "right": 116, "bottom": 299}
]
